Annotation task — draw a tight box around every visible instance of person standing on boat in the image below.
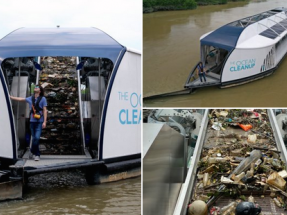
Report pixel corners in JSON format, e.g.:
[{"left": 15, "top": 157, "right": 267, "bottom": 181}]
[
  {"left": 197, "top": 62, "right": 207, "bottom": 82},
  {"left": 10, "top": 85, "right": 47, "bottom": 161}
]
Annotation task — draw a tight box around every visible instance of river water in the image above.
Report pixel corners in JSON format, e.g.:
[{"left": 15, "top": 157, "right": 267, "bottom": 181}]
[
  {"left": 143, "top": 0, "right": 287, "bottom": 107},
  {"left": 0, "top": 171, "right": 140, "bottom": 215}
]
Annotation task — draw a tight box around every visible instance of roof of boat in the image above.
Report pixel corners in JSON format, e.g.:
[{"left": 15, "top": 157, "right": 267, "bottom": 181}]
[
  {"left": 0, "top": 27, "right": 123, "bottom": 49},
  {"left": 0, "top": 28, "right": 124, "bottom": 62},
  {"left": 201, "top": 7, "right": 287, "bottom": 50}
]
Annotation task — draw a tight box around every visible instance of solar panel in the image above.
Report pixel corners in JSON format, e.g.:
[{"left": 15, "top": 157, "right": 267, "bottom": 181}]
[
  {"left": 259, "top": 18, "right": 287, "bottom": 39},
  {"left": 260, "top": 29, "right": 278, "bottom": 39},
  {"left": 279, "top": 19, "right": 287, "bottom": 28},
  {"left": 271, "top": 24, "right": 285, "bottom": 34}
]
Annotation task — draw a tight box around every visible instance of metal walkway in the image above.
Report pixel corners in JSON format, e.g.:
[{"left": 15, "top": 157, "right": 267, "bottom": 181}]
[
  {"left": 10, "top": 150, "right": 102, "bottom": 178},
  {"left": 22, "top": 150, "right": 92, "bottom": 168}
]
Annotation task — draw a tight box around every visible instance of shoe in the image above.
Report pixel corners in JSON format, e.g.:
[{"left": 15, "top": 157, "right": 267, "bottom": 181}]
[{"left": 34, "top": 156, "right": 40, "bottom": 161}]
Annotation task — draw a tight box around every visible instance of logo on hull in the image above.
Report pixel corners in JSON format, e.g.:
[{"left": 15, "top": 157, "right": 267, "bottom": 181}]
[
  {"left": 229, "top": 59, "right": 256, "bottom": 72},
  {"left": 118, "top": 91, "right": 141, "bottom": 125}
]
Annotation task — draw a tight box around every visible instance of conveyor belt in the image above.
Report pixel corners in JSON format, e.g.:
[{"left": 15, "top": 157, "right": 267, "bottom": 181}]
[{"left": 213, "top": 195, "right": 285, "bottom": 215}]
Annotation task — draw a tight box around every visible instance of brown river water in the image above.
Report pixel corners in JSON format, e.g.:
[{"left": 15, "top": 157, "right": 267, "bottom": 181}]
[
  {"left": 0, "top": 171, "right": 140, "bottom": 215},
  {"left": 143, "top": 0, "right": 287, "bottom": 107}
]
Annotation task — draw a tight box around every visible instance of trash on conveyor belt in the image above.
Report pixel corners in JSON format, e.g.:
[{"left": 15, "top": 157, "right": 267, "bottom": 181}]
[
  {"left": 190, "top": 109, "right": 287, "bottom": 215},
  {"left": 39, "top": 57, "right": 81, "bottom": 155}
]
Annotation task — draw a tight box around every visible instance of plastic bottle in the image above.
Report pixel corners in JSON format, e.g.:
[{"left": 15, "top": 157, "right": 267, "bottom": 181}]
[
  {"left": 31, "top": 82, "right": 35, "bottom": 94},
  {"left": 274, "top": 198, "right": 282, "bottom": 207},
  {"left": 220, "top": 202, "right": 237, "bottom": 214},
  {"left": 232, "top": 150, "right": 262, "bottom": 175},
  {"left": 208, "top": 151, "right": 262, "bottom": 207},
  {"left": 203, "top": 173, "right": 209, "bottom": 187}
]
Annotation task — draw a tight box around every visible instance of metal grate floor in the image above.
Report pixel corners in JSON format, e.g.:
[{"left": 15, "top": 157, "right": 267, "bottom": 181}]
[
  {"left": 192, "top": 76, "right": 220, "bottom": 86},
  {"left": 22, "top": 150, "right": 92, "bottom": 168},
  {"left": 213, "top": 195, "right": 286, "bottom": 215}
]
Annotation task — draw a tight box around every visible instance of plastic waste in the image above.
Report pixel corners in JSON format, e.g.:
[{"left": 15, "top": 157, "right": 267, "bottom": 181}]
[
  {"left": 254, "top": 159, "right": 262, "bottom": 168},
  {"left": 267, "top": 172, "right": 286, "bottom": 190},
  {"left": 222, "top": 204, "right": 236, "bottom": 215},
  {"left": 203, "top": 173, "right": 209, "bottom": 187},
  {"left": 233, "top": 172, "right": 245, "bottom": 183},
  {"left": 232, "top": 150, "right": 262, "bottom": 176},
  {"left": 220, "top": 202, "right": 237, "bottom": 214},
  {"left": 273, "top": 198, "right": 282, "bottom": 207},
  {"left": 212, "top": 122, "right": 223, "bottom": 131},
  {"left": 247, "top": 134, "right": 257, "bottom": 143},
  {"left": 210, "top": 206, "right": 220, "bottom": 215},
  {"left": 238, "top": 123, "right": 252, "bottom": 131},
  {"left": 207, "top": 150, "right": 261, "bottom": 206},
  {"left": 221, "top": 176, "right": 234, "bottom": 184},
  {"left": 278, "top": 170, "right": 287, "bottom": 178},
  {"left": 208, "top": 157, "right": 227, "bottom": 164},
  {"left": 235, "top": 202, "right": 261, "bottom": 215},
  {"left": 220, "top": 111, "right": 228, "bottom": 117},
  {"left": 246, "top": 163, "right": 255, "bottom": 178}
]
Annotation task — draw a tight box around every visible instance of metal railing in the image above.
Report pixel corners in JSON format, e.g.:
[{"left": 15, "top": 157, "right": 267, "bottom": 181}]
[{"left": 184, "top": 61, "right": 201, "bottom": 88}]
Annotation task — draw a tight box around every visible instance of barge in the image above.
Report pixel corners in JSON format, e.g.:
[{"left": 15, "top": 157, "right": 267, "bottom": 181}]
[
  {"left": 0, "top": 28, "right": 141, "bottom": 200},
  {"left": 144, "top": 7, "right": 287, "bottom": 98},
  {"left": 144, "top": 109, "right": 287, "bottom": 215},
  {"left": 186, "top": 7, "right": 287, "bottom": 89}
]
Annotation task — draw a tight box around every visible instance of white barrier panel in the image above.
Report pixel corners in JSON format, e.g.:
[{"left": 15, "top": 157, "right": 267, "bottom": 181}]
[
  {"left": 102, "top": 50, "right": 141, "bottom": 159},
  {"left": 0, "top": 69, "right": 15, "bottom": 159}
]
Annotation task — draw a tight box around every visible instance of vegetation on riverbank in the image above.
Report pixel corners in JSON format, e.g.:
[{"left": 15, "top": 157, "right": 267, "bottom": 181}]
[{"left": 143, "top": 0, "right": 246, "bottom": 13}]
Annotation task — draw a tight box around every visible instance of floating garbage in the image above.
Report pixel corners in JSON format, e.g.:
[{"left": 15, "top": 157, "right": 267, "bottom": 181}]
[
  {"left": 39, "top": 57, "right": 81, "bottom": 155},
  {"left": 238, "top": 123, "right": 253, "bottom": 131},
  {"left": 189, "top": 109, "right": 287, "bottom": 214},
  {"left": 267, "top": 172, "right": 286, "bottom": 190},
  {"left": 212, "top": 122, "right": 223, "bottom": 131},
  {"left": 247, "top": 134, "right": 257, "bottom": 143}
]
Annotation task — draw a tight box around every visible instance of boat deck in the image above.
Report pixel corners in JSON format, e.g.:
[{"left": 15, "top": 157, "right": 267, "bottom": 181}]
[
  {"left": 186, "top": 75, "right": 220, "bottom": 88},
  {"left": 22, "top": 150, "right": 92, "bottom": 168}
]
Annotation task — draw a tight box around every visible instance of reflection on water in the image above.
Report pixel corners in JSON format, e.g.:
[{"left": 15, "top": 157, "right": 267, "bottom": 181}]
[
  {"left": 143, "top": 0, "right": 287, "bottom": 107},
  {"left": 0, "top": 177, "right": 140, "bottom": 215}
]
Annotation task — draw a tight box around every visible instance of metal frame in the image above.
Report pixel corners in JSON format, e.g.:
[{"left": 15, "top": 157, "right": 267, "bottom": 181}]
[
  {"left": 268, "top": 109, "right": 287, "bottom": 164},
  {"left": 173, "top": 109, "right": 209, "bottom": 215},
  {"left": 76, "top": 57, "right": 86, "bottom": 154}
]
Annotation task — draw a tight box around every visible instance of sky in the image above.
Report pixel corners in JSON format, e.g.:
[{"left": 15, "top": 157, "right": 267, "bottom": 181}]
[{"left": 0, "top": 0, "right": 142, "bottom": 51}]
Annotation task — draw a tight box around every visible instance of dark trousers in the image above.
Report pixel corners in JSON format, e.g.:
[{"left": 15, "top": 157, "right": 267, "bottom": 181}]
[
  {"left": 199, "top": 72, "right": 206, "bottom": 82},
  {"left": 30, "top": 122, "right": 42, "bottom": 156}
]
